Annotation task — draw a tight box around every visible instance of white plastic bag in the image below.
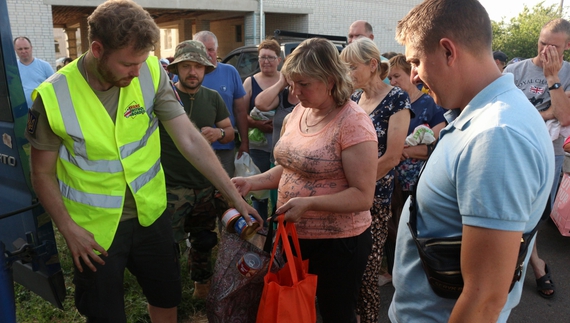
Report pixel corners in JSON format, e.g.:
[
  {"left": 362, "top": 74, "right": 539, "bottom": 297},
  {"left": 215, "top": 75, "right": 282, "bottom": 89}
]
[
  {"left": 234, "top": 152, "right": 270, "bottom": 200},
  {"left": 546, "top": 119, "right": 570, "bottom": 141}
]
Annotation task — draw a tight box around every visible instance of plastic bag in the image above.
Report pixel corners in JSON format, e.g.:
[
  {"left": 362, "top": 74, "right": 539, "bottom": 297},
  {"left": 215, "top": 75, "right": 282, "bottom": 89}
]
[
  {"left": 551, "top": 173, "right": 570, "bottom": 236},
  {"left": 405, "top": 124, "right": 436, "bottom": 146},
  {"left": 234, "top": 152, "right": 270, "bottom": 200},
  {"left": 256, "top": 216, "right": 318, "bottom": 323},
  {"left": 248, "top": 128, "right": 267, "bottom": 145},
  {"left": 248, "top": 107, "right": 275, "bottom": 145}
]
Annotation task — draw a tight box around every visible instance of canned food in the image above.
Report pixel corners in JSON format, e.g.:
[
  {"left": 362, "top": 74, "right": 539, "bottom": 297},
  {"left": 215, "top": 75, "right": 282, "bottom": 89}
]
[
  {"left": 221, "top": 208, "right": 242, "bottom": 233},
  {"left": 237, "top": 252, "right": 262, "bottom": 277},
  {"left": 234, "top": 215, "right": 260, "bottom": 240}
]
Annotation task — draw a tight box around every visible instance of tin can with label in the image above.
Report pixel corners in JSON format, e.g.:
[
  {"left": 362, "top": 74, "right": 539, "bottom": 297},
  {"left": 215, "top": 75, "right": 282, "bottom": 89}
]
[
  {"left": 221, "top": 208, "right": 242, "bottom": 233},
  {"left": 236, "top": 252, "right": 262, "bottom": 277},
  {"left": 234, "top": 215, "right": 259, "bottom": 240}
]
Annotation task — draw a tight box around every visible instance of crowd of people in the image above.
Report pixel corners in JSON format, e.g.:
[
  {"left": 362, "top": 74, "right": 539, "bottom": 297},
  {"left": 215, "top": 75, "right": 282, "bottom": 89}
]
[{"left": 18, "top": 0, "right": 569, "bottom": 322}]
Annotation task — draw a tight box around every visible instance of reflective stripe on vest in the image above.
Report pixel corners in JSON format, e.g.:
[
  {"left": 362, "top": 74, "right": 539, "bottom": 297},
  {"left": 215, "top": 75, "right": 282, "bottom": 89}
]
[
  {"left": 131, "top": 158, "right": 161, "bottom": 194},
  {"left": 35, "top": 56, "right": 166, "bottom": 250},
  {"left": 51, "top": 63, "right": 160, "bottom": 206},
  {"left": 59, "top": 181, "right": 124, "bottom": 208}
]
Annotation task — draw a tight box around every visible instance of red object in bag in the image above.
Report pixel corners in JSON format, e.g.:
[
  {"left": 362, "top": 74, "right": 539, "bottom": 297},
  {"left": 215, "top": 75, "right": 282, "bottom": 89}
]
[
  {"left": 551, "top": 173, "right": 570, "bottom": 236},
  {"left": 256, "top": 216, "right": 318, "bottom": 323}
]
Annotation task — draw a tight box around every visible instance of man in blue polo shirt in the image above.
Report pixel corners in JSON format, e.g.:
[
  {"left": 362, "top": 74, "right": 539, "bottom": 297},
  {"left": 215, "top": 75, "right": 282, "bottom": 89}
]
[
  {"left": 389, "top": 0, "right": 554, "bottom": 322},
  {"left": 194, "top": 31, "right": 249, "bottom": 177}
]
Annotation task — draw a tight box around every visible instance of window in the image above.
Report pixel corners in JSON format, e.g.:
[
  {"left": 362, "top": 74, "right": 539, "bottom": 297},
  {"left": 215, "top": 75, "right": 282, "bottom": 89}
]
[
  {"left": 164, "top": 29, "right": 173, "bottom": 50},
  {"left": 235, "top": 25, "right": 242, "bottom": 42}
]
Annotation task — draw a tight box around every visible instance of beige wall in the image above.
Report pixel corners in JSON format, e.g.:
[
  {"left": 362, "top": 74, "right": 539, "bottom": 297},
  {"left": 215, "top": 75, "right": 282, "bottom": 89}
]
[
  {"left": 7, "top": 0, "right": 424, "bottom": 66},
  {"left": 210, "top": 18, "right": 245, "bottom": 58}
]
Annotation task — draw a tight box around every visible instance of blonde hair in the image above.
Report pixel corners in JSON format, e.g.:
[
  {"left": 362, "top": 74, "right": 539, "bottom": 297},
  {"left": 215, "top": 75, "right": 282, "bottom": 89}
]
[
  {"left": 281, "top": 38, "right": 353, "bottom": 106},
  {"left": 388, "top": 54, "right": 411, "bottom": 76},
  {"left": 340, "top": 38, "right": 390, "bottom": 80}
]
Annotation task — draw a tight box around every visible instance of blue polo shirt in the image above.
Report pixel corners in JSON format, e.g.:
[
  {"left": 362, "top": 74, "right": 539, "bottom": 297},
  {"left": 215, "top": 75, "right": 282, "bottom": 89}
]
[
  {"left": 202, "top": 62, "right": 246, "bottom": 150},
  {"left": 389, "top": 74, "right": 554, "bottom": 323}
]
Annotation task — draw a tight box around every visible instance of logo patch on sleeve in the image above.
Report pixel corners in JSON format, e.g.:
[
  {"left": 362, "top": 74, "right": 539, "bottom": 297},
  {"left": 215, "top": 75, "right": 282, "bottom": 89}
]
[{"left": 27, "top": 109, "right": 39, "bottom": 137}]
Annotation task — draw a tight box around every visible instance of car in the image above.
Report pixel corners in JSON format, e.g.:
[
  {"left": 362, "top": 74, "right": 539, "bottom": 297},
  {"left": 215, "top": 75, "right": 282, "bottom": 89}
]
[
  {"left": 222, "top": 45, "right": 265, "bottom": 82},
  {"left": 1, "top": 0, "right": 66, "bottom": 316},
  {"left": 222, "top": 30, "right": 347, "bottom": 82},
  {"left": 55, "top": 56, "right": 66, "bottom": 69}
]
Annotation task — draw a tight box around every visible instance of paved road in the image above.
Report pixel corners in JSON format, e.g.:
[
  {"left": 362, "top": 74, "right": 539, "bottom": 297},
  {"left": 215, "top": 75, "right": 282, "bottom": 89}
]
[{"left": 378, "top": 218, "right": 570, "bottom": 323}]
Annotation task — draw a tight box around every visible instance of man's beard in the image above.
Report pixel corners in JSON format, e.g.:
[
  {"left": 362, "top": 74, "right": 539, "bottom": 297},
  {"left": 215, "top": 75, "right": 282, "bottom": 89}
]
[
  {"left": 179, "top": 76, "right": 203, "bottom": 92},
  {"left": 97, "top": 54, "right": 135, "bottom": 88}
]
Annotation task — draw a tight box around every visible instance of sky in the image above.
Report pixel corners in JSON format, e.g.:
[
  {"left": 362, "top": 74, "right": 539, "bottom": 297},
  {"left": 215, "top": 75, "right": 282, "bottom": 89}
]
[{"left": 479, "top": 0, "right": 563, "bottom": 22}]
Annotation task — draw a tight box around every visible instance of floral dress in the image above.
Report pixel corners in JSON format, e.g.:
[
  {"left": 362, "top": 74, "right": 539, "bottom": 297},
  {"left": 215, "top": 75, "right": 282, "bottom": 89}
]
[
  {"left": 397, "top": 93, "right": 446, "bottom": 191},
  {"left": 352, "top": 87, "right": 411, "bottom": 323}
]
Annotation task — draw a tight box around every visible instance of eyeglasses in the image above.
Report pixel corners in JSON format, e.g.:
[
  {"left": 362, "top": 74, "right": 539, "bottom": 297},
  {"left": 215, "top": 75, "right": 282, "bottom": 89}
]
[{"left": 259, "top": 56, "right": 278, "bottom": 62}]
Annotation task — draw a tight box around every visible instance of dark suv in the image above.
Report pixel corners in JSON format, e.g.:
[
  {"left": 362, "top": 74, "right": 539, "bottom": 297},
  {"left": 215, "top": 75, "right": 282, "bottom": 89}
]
[
  {"left": 222, "top": 30, "right": 346, "bottom": 82},
  {"left": 222, "top": 45, "right": 277, "bottom": 82}
]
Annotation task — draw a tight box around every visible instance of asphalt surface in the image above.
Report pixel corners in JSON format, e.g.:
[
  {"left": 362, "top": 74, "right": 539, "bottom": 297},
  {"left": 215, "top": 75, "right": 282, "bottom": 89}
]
[{"left": 378, "top": 218, "right": 570, "bottom": 323}]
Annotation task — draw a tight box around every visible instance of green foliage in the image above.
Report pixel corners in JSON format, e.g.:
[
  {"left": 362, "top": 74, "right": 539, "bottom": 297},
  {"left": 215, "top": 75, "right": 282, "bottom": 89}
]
[
  {"left": 14, "top": 230, "right": 206, "bottom": 322},
  {"left": 491, "top": 2, "right": 570, "bottom": 62}
]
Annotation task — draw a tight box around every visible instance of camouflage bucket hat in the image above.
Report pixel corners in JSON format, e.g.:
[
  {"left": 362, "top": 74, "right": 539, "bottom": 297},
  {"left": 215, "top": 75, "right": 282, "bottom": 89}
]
[{"left": 168, "top": 40, "right": 215, "bottom": 75}]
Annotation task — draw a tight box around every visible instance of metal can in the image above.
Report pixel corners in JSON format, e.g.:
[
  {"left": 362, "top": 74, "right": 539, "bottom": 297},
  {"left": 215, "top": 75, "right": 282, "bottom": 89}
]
[
  {"left": 234, "top": 215, "right": 260, "bottom": 240},
  {"left": 236, "top": 252, "right": 262, "bottom": 277},
  {"left": 221, "top": 208, "right": 242, "bottom": 233}
]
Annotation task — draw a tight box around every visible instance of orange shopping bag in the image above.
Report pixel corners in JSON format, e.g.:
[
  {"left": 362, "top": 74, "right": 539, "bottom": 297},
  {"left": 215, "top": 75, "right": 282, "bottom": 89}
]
[{"left": 256, "top": 215, "right": 317, "bottom": 323}]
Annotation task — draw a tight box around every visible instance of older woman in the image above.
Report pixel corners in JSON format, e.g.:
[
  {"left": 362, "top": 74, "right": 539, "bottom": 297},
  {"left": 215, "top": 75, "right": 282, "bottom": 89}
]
[
  {"left": 383, "top": 53, "right": 447, "bottom": 286},
  {"left": 232, "top": 38, "right": 378, "bottom": 323},
  {"left": 340, "top": 38, "right": 411, "bottom": 323},
  {"left": 388, "top": 54, "right": 446, "bottom": 197},
  {"left": 243, "top": 39, "right": 282, "bottom": 221}
]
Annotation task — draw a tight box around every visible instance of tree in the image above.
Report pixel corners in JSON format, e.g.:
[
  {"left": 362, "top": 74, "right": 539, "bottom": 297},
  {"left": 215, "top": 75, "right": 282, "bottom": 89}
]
[{"left": 492, "top": 2, "right": 569, "bottom": 62}]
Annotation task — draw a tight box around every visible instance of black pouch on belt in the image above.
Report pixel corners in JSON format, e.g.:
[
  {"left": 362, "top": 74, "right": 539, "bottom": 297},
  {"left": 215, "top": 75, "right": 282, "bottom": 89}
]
[{"left": 407, "top": 194, "right": 539, "bottom": 299}]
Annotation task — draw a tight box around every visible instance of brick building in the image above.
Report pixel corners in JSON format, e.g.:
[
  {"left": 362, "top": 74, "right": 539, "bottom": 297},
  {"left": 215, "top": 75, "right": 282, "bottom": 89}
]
[{"left": 6, "top": 0, "right": 421, "bottom": 70}]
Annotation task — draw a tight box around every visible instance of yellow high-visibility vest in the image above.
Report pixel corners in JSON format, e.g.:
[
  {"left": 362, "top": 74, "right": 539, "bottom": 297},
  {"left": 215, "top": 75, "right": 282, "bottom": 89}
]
[{"left": 34, "top": 56, "right": 166, "bottom": 250}]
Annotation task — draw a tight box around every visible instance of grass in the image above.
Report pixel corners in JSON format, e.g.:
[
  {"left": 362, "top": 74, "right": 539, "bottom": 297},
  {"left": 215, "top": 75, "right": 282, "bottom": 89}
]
[{"left": 14, "top": 228, "right": 209, "bottom": 323}]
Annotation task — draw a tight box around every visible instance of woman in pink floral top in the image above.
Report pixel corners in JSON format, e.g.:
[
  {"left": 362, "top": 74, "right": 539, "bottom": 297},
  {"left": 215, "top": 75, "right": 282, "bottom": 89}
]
[{"left": 232, "top": 38, "right": 378, "bottom": 323}]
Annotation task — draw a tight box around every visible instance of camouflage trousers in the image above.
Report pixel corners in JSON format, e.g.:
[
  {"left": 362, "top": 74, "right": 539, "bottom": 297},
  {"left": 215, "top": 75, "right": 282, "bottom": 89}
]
[{"left": 165, "top": 186, "right": 229, "bottom": 283}]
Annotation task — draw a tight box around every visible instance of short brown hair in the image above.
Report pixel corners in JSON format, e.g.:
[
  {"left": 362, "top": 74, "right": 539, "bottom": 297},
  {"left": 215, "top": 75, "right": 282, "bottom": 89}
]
[
  {"left": 258, "top": 39, "right": 281, "bottom": 57},
  {"left": 543, "top": 18, "right": 570, "bottom": 41},
  {"left": 281, "top": 38, "right": 353, "bottom": 107},
  {"left": 396, "top": 0, "right": 492, "bottom": 56},
  {"left": 389, "top": 54, "right": 411, "bottom": 76},
  {"left": 88, "top": 0, "right": 160, "bottom": 53}
]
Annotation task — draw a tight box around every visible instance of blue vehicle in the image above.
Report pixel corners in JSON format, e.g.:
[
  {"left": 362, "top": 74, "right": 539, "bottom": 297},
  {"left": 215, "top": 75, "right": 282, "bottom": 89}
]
[{"left": 0, "top": 0, "right": 66, "bottom": 322}]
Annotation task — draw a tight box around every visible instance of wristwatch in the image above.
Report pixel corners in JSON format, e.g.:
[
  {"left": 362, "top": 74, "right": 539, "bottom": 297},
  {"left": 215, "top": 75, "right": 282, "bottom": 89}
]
[
  {"left": 219, "top": 128, "right": 225, "bottom": 140},
  {"left": 549, "top": 83, "right": 562, "bottom": 90}
]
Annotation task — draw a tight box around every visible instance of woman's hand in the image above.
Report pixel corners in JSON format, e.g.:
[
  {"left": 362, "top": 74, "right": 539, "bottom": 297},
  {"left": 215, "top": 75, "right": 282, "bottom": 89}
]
[
  {"left": 275, "top": 197, "right": 313, "bottom": 223},
  {"left": 401, "top": 145, "right": 411, "bottom": 161},
  {"left": 255, "top": 119, "right": 274, "bottom": 133},
  {"left": 231, "top": 177, "right": 252, "bottom": 197}
]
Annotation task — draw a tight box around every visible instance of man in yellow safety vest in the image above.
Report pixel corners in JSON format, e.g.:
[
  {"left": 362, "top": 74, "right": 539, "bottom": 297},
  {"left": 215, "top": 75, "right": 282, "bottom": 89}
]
[{"left": 24, "top": 1, "right": 260, "bottom": 322}]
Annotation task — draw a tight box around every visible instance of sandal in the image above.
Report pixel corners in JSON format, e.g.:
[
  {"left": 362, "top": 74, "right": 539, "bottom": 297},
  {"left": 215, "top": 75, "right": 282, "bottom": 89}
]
[{"left": 536, "top": 263, "right": 555, "bottom": 299}]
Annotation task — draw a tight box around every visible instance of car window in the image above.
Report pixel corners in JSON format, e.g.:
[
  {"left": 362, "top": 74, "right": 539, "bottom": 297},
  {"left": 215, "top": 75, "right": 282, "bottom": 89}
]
[
  {"left": 225, "top": 53, "right": 240, "bottom": 71},
  {"left": 238, "top": 51, "right": 260, "bottom": 78}
]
